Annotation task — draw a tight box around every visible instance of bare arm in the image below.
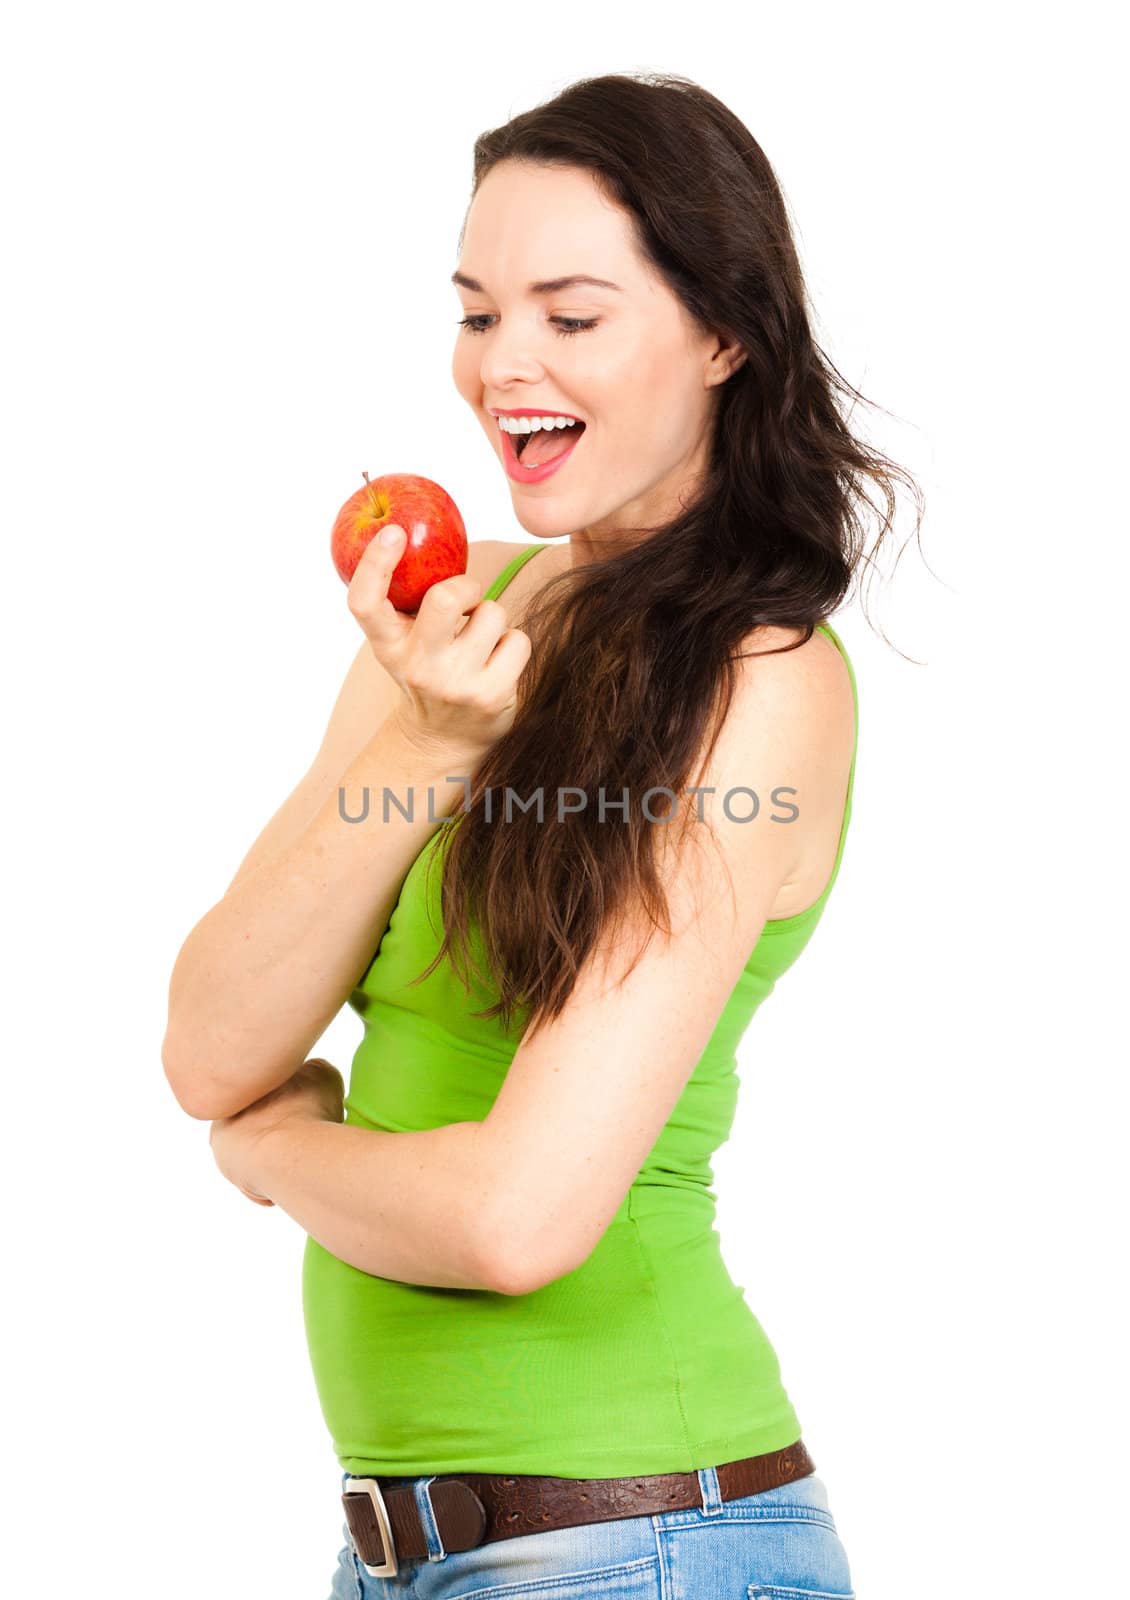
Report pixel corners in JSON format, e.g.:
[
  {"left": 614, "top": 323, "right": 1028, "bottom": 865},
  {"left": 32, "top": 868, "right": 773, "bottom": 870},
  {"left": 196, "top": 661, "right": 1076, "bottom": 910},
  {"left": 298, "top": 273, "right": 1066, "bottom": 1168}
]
[
  {"left": 224, "top": 630, "right": 848, "bottom": 1298},
  {"left": 240, "top": 1116, "right": 508, "bottom": 1292},
  {"left": 162, "top": 538, "right": 515, "bottom": 1122},
  {"left": 162, "top": 712, "right": 475, "bottom": 1121}
]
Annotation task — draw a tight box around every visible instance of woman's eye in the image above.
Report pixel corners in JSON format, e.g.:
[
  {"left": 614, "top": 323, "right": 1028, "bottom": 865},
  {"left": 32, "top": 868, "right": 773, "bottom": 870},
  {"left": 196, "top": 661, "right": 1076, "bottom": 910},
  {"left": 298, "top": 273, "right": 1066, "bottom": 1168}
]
[{"left": 456, "top": 315, "right": 599, "bottom": 338}]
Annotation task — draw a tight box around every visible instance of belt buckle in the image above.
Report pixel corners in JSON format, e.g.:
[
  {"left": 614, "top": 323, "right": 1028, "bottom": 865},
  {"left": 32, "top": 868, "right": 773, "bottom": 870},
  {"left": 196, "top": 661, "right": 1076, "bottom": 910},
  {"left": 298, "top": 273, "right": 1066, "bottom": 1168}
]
[{"left": 343, "top": 1475, "right": 399, "bottom": 1578}]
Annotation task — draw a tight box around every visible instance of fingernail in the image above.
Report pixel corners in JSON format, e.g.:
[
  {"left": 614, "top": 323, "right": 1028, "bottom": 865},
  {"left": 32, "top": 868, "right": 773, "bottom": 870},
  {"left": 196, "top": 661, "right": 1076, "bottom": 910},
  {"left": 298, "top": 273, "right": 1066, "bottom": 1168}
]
[{"left": 379, "top": 525, "right": 403, "bottom": 547}]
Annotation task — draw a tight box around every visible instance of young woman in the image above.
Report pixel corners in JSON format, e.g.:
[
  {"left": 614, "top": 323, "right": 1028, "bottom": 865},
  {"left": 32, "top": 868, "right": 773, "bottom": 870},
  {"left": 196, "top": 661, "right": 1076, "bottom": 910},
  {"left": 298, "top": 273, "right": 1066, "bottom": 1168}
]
[{"left": 167, "top": 72, "right": 919, "bottom": 1599}]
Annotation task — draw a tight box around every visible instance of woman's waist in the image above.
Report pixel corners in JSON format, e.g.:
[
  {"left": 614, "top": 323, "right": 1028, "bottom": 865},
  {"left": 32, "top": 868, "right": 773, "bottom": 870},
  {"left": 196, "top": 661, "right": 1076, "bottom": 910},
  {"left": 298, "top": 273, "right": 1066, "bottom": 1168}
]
[{"left": 302, "top": 1216, "right": 794, "bottom": 1478}]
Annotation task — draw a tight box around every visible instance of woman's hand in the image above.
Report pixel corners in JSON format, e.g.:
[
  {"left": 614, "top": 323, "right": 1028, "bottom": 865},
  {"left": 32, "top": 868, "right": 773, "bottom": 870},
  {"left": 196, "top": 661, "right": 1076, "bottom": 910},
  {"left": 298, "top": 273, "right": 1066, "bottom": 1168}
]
[
  {"left": 209, "top": 1057, "right": 345, "bottom": 1206},
  {"left": 346, "top": 525, "right": 533, "bottom": 763}
]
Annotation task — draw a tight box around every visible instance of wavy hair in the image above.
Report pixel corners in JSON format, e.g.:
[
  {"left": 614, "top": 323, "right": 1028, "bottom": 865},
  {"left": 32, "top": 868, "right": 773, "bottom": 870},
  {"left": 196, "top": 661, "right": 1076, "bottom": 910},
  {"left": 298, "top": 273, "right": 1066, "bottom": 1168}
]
[{"left": 412, "top": 71, "right": 925, "bottom": 1040}]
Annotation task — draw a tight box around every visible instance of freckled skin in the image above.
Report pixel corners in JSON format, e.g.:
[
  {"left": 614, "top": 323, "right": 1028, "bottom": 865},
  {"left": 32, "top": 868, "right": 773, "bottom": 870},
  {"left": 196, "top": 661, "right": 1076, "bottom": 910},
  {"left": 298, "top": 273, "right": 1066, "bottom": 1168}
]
[{"left": 330, "top": 471, "right": 468, "bottom": 612}]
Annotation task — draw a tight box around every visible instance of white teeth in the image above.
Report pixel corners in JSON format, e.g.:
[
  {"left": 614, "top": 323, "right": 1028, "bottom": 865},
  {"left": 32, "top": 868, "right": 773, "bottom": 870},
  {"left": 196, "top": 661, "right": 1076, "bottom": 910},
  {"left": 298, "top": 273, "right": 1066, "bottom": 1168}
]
[{"left": 496, "top": 414, "right": 579, "bottom": 434}]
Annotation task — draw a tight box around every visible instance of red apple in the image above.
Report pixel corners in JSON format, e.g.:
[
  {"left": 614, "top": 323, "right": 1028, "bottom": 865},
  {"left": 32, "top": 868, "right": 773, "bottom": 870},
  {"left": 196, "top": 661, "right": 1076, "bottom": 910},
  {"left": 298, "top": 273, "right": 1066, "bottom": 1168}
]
[{"left": 330, "top": 470, "right": 468, "bottom": 613}]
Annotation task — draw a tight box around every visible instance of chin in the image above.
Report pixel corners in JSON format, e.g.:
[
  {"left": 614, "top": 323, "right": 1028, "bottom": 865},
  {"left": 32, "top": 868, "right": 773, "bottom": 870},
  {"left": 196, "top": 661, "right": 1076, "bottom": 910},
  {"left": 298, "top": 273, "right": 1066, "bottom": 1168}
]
[{"left": 509, "top": 500, "right": 574, "bottom": 537}]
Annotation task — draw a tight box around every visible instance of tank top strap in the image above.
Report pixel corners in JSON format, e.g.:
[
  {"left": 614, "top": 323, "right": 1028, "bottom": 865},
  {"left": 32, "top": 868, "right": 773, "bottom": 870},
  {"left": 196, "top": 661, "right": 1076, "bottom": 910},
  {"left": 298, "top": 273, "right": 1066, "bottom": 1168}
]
[
  {"left": 806, "top": 620, "right": 859, "bottom": 910},
  {"left": 483, "top": 543, "right": 546, "bottom": 602}
]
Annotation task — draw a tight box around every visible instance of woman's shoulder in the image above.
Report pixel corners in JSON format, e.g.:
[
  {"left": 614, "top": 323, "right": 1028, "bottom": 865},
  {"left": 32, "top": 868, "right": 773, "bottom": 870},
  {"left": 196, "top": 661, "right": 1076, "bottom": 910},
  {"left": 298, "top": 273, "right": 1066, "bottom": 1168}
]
[
  {"left": 716, "top": 621, "right": 855, "bottom": 918},
  {"left": 474, "top": 540, "right": 571, "bottom": 626},
  {"left": 728, "top": 621, "right": 854, "bottom": 779},
  {"left": 466, "top": 539, "right": 526, "bottom": 590},
  {"left": 733, "top": 613, "right": 849, "bottom": 683}
]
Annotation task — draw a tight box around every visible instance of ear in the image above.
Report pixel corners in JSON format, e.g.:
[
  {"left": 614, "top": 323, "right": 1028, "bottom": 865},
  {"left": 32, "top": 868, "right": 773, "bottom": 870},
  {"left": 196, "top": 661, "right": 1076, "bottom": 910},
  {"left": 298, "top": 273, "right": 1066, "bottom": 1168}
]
[{"left": 705, "top": 333, "right": 747, "bottom": 387}]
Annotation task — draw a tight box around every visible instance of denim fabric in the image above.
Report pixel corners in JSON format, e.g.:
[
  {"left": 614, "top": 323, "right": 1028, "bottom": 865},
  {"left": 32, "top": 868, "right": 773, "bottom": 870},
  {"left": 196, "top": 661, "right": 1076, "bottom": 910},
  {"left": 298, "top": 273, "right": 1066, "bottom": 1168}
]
[{"left": 328, "top": 1466, "right": 855, "bottom": 1598}]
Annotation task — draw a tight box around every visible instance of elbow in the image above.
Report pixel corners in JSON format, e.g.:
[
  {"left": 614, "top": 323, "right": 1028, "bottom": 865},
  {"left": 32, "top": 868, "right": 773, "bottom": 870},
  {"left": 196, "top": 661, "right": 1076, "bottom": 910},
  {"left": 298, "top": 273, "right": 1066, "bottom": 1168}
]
[
  {"left": 473, "top": 1200, "right": 584, "bottom": 1297},
  {"left": 162, "top": 1008, "right": 310, "bottom": 1122},
  {"left": 161, "top": 1033, "right": 244, "bottom": 1122},
  {"left": 162, "top": 1043, "right": 219, "bottom": 1121},
  {"left": 479, "top": 1251, "right": 545, "bottom": 1299},
  {"left": 162, "top": 1032, "right": 206, "bottom": 1119}
]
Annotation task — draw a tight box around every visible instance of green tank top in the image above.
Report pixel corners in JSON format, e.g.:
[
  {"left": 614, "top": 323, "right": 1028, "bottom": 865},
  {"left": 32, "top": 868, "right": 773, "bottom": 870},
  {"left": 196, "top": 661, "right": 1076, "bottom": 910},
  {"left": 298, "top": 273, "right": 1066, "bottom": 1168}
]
[{"left": 302, "top": 543, "right": 859, "bottom": 1478}]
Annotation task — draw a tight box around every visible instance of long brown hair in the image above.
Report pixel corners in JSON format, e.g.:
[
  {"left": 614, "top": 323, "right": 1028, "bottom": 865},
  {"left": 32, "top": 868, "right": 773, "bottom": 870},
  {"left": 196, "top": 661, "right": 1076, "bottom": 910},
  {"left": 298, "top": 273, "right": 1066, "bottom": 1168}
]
[{"left": 414, "top": 71, "right": 924, "bottom": 1040}]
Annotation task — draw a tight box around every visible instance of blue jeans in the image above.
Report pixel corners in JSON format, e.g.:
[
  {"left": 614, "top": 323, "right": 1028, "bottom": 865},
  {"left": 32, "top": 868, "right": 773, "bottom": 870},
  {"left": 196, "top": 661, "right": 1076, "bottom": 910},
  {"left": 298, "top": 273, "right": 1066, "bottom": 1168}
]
[{"left": 329, "top": 1465, "right": 855, "bottom": 1598}]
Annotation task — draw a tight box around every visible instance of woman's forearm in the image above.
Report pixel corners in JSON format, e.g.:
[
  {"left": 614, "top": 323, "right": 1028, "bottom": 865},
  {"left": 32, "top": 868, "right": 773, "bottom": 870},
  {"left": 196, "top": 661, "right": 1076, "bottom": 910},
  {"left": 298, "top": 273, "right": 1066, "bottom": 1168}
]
[
  {"left": 245, "top": 1115, "right": 514, "bottom": 1293},
  {"left": 163, "top": 714, "right": 474, "bottom": 1121}
]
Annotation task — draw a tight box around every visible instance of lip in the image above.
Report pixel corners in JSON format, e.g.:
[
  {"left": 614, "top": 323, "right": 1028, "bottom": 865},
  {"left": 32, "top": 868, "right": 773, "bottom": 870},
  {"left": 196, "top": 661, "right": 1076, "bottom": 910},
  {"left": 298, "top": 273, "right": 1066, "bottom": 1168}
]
[{"left": 499, "top": 418, "right": 586, "bottom": 485}]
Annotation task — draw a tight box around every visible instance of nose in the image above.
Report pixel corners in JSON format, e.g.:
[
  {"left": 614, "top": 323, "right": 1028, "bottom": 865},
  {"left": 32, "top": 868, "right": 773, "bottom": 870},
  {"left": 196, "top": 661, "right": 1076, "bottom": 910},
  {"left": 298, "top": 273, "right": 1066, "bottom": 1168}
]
[{"left": 475, "top": 317, "right": 548, "bottom": 390}]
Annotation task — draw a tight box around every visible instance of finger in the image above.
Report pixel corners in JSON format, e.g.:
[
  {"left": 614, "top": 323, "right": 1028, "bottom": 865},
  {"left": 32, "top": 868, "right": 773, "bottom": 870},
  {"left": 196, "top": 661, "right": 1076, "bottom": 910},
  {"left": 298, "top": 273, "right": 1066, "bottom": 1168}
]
[
  {"left": 474, "top": 628, "right": 534, "bottom": 700},
  {"left": 409, "top": 574, "right": 487, "bottom": 651},
  {"left": 346, "top": 527, "right": 414, "bottom": 652},
  {"left": 446, "top": 595, "right": 511, "bottom": 666},
  {"left": 302, "top": 1057, "right": 344, "bottom": 1094}
]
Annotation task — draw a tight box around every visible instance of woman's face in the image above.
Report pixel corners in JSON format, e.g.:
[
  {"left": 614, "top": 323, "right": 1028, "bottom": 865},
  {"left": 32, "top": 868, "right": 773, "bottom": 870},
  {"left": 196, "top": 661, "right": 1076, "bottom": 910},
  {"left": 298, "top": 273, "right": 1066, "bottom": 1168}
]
[{"left": 451, "top": 160, "right": 744, "bottom": 560}]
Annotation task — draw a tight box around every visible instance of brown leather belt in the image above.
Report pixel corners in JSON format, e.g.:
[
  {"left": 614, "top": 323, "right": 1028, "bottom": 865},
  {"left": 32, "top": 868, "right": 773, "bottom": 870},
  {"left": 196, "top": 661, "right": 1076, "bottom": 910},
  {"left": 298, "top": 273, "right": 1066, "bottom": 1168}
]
[{"left": 342, "top": 1439, "right": 815, "bottom": 1577}]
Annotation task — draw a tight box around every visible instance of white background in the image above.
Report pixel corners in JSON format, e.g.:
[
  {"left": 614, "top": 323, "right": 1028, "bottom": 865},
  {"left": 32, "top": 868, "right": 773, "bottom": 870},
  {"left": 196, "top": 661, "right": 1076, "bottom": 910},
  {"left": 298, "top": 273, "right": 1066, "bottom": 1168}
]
[{"left": 3, "top": 3, "right": 1125, "bottom": 1596}]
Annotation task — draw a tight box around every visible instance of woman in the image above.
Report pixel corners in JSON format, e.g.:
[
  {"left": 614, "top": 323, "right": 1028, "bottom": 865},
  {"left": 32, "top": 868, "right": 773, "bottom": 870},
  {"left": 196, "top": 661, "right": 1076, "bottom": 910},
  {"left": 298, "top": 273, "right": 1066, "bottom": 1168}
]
[{"left": 167, "top": 72, "right": 920, "bottom": 1597}]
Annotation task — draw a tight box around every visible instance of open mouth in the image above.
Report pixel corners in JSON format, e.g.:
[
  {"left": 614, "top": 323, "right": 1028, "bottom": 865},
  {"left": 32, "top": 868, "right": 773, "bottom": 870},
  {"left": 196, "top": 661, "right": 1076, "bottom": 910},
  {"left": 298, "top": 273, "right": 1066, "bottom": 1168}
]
[{"left": 512, "top": 420, "right": 587, "bottom": 467}]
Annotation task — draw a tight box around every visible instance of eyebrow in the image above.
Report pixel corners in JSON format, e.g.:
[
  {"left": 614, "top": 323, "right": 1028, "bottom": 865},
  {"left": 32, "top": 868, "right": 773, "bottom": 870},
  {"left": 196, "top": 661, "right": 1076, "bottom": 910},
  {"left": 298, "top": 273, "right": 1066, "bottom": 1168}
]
[{"left": 451, "top": 270, "right": 623, "bottom": 295}]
